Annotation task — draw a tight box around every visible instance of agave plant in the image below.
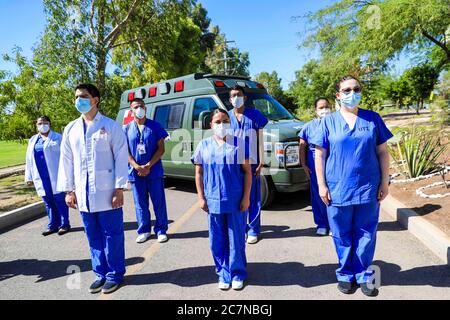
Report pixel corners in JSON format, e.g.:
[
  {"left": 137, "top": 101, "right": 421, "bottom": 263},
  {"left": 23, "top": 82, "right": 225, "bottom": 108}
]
[{"left": 389, "top": 126, "right": 448, "bottom": 179}]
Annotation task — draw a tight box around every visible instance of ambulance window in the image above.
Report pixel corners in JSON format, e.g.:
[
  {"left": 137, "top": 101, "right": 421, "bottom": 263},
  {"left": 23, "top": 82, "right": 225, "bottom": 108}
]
[
  {"left": 154, "top": 102, "right": 185, "bottom": 130},
  {"left": 192, "top": 97, "right": 219, "bottom": 129}
]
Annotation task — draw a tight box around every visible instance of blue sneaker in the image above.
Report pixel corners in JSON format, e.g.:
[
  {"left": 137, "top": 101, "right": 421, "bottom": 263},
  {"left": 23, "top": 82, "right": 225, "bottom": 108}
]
[
  {"left": 89, "top": 279, "right": 106, "bottom": 294},
  {"left": 102, "top": 281, "right": 120, "bottom": 294}
]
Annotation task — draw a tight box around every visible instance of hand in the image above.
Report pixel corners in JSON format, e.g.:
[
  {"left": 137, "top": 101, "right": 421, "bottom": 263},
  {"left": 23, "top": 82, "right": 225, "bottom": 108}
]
[
  {"left": 65, "top": 192, "right": 78, "bottom": 209},
  {"left": 378, "top": 182, "right": 389, "bottom": 202},
  {"left": 318, "top": 184, "right": 332, "bottom": 206},
  {"left": 303, "top": 166, "right": 312, "bottom": 180},
  {"left": 136, "top": 165, "right": 150, "bottom": 177},
  {"left": 199, "top": 198, "right": 209, "bottom": 213},
  {"left": 26, "top": 181, "right": 34, "bottom": 187},
  {"left": 240, "top": 197, "right": 250, "bottom": 212},
  {"left": 112, "top": 189, "right": 124, "bottom": 209},
  {"left": 255, "top": 164, "right": 263, "bottom": 176}
]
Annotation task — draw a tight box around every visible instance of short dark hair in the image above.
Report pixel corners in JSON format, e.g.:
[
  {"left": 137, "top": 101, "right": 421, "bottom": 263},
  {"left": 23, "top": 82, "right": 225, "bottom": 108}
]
[
  {"left": 75, "top": 83, "right": 101, "bottom": 99},
  {"left": 210, "top": 108, "right": 230, "bottom": 119},
  {"left": 130, "top": 98, "right": 145, "bottom": 106},
  {"left": 314, "top": 97, "right": 330, "bottom": 109},
  {"left": 336, "top": 75, "right": 361, "bottom": 92},
  {"left": 230, "top": 85, "right": 245, "bottom": 96},
  {"left": 36, "top": 115, "right": 51, "bottom": 124}
]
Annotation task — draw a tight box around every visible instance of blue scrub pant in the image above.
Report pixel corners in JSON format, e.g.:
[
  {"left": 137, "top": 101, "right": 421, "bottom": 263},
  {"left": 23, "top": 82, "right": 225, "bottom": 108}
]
[
  {"left": 247, "top": 175, "right": 261, "bottom": 237},
  {"left": 131, "top": 177, "right": 169, "bottom": 236},
  {"left": 208, "top": 212, "right": 248, "bottom": 284},
  {"left": 327, "top": 202, "right": 380, "bottom": 284},
  {"left": 310, "top": 171, "right": 329, "bottom": 229},
  {"left": 80, "top": 208, "right": 126, "bottom": 284},
  {"left": 42, "top": 192, "right": 70, "bottom": 231}
]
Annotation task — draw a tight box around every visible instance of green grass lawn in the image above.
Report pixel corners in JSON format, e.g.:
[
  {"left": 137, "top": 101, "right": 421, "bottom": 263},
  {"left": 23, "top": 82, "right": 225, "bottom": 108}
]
[{"left": 0, "top": 141, "right": 28, "bottom": 169}]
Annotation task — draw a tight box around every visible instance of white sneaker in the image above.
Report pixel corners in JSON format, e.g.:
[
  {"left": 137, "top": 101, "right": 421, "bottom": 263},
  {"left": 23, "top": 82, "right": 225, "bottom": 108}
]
[
  {"left": 136, "top": 233, "right": 151, "bottom": 244},
  {"left": 157, "top": 234, "right": 168, "bottom": 243},
  {"left": 218, "top": 282, "right": 230, "bottom": 290},
  {"left": 232, "top": 280, "right": 244, "bottom": 290},
  {"left": 316, "top": 228, "right": 328, "bottom": 236},
  {"left": 247, "top": 235, "right": 258, "bottom": 244}
]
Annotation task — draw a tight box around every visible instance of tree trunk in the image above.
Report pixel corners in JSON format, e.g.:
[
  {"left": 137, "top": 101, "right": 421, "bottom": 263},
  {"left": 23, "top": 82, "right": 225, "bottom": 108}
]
[
  {"left": 416, "top": 101, "right": 420, "bottom": 115},
  {"left": 95, "top": 0, "right": 107, "bottom": 103}
]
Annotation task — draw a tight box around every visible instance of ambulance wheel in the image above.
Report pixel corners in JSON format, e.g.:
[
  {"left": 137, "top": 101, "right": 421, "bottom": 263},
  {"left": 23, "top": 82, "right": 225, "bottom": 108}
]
[{"left": 260, "top": 175, "right": 276, "bottom": 209}]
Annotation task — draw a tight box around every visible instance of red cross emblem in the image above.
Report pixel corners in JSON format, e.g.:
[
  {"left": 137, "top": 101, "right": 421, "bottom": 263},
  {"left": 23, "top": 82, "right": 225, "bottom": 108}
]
[{"left": 124, "top": 109, "right": 135, "bottom": 125}]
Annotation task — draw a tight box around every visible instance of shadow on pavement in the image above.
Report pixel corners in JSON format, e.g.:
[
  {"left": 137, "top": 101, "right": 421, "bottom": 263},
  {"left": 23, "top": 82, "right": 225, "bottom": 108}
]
[
  {"left": 68, "top": 220, "right": 175, "bottom": 233},
  {"left": 0, "top": 256, "right": 145, "bottom": 283},
  {"left": 121, "top": 260, "right": 450, "bottom": 289}
]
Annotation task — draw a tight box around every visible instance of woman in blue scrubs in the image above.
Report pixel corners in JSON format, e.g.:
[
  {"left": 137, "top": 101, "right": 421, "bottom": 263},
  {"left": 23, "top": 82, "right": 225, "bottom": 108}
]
[
  {"left": 299, "top": 97, "right": 332, "bottom": 236},
  {"left": 25, "top": 116, "right": 70, "bottom": 236},
  {"left": 312, "top": 76, "right": 393, "bottom": 297},
  {"left": 192, "top": 109, "right": 252, "bottom": 291}
]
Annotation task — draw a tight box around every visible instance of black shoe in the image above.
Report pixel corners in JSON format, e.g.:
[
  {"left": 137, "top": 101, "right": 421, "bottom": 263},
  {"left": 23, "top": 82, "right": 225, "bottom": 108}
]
[
  {"left": 360, "top": 282, "right": 379, "bottom": 297},
  {"left": 58, "top": 227, "right": 70, "bottom": 236},
  {"left": 102, "top": 281, "right": 120, "bottom": 294},
  {"left": 89, "top": 279, "right": 106, "bottom": 294},
  {"left": 42, "top": 229, "right": 58, "bottom": 237},
  {"left": 337, "top": 281, "right": 357, "bottom": 294}
]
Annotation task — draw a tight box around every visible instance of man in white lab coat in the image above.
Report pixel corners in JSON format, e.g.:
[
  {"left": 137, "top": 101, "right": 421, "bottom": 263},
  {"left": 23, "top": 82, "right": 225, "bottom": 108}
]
[{"left": 57, "top": 84, "right": 129, "bottom": 295}]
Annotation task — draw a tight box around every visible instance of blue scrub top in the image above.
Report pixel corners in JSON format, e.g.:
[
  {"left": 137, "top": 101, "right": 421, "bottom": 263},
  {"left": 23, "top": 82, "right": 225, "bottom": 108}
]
[
  {"left": 298, "top": 118, "right": 321, "bottom": 172},
  {"left": 124, "top": 119, "right": 169, "bottom": 181},
  {"left": 192, "top": 137, "right": 249, "bottom": 215},
  {"left": 33, "top": 135, "right": 52, "bottom": 194},
  {"left": 228, "top": 107, "right": 268, "bottom": 171},
  {"left": 310, "top": 109, "right": 393, "bottom": 206}
]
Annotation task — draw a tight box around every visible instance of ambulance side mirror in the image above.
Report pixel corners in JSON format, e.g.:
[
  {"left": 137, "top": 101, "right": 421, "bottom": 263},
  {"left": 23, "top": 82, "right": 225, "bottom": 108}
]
[{"left": 200, "top": 111, "right": 212, "bottom": 130}]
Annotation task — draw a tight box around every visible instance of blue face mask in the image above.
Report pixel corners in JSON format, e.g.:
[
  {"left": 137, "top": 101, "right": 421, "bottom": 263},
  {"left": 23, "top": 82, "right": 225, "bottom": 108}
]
[
  {"left": 75, "top": 97, "right": 92, "bottom": 114},
  {"left": 340, "top": 92, "right": 362, "bottom": 109}
]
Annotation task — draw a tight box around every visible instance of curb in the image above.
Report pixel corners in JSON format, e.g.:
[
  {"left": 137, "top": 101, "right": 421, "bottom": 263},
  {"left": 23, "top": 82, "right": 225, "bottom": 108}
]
[
  {"left": 0, "top": 202, "right": 46, "bottom": 233},
  {"left": 381, "top": 195, "right": 450, "bottom": 266},
  {"left": 0, "top": 166, "right": 25, "bottom": 179}
]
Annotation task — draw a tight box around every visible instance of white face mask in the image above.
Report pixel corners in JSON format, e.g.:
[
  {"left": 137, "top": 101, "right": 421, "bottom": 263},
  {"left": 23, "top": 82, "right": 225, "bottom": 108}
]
[
  {"left": 134, "top": 107, "right": 146, "bottom": 120},
  {"left": 37, "top": 124, "right": 50, "bottom": 134},
  {"left": 318, "top": 108, "right": 331, "bottom": 119},
  {"left": 231, "top": 96, "right": 244, "bottom": 109},
  {"left": 213, "top": 122, "right": 231, "bottom": 139}
]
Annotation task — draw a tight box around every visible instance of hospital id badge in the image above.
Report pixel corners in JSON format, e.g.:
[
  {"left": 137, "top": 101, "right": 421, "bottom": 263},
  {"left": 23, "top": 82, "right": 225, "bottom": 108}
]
[{"left": 137, "top": 143, "right": 146, "bottom": 155}]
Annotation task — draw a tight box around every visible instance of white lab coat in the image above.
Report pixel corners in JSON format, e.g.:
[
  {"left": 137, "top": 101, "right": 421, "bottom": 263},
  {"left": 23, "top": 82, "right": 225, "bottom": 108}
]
[
  {"left": 57, "top": 112, "right": 129, "bottom": 213},
  {"left": 25, "top": 131, "right": 63, "bottom": 197}
]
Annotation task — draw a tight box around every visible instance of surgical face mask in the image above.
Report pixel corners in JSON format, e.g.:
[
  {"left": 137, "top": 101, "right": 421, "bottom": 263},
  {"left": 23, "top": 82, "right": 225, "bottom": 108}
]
[
  {"left": 75, "top": 97, "right": 93, "bottom": 114},
  {"left": 340, "top": 92, "right": 362, "bottom": 109},
  {"left": 134, "top": 107, "right": 146, "bottom": 120},
  {"left": 318, "top": 108, "right": 331, "bottom": 119},
  {"left": 213, "top": 122, "right": 231, "bottom": 139},
  {"left": 37, "top": 124, "right": 50, "bottom": 134},
  {"left": 231, "top": 96, "right": 244, "bottom": 109}
]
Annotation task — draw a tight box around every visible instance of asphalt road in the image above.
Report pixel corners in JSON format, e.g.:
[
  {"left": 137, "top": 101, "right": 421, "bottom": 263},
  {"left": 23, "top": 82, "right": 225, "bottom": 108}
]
[{"left": 1, "top": 178, "right": 449, "bottom": 300}]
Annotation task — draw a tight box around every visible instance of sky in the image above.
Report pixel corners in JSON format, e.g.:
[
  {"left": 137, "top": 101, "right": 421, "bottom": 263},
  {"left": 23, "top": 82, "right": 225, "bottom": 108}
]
[{"left": 0, "top": 0, "right": 410, "bottom": 89}]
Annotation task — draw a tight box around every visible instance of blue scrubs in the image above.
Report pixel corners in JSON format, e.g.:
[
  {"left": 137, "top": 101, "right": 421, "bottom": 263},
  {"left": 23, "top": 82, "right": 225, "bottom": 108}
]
[
  {"left": 192, "top": 137, "right": 249, "bottom": 283},
  {"left": 299, "top": 119, "right": 329, "bottom": 230},
  {"left": 124, "top": 120, "right": 169, "bottom": 236},
  {"left": 310, "top": 109, "right": 393, "bottom": 284},
  {"left": 81, "top": 120, "right": 125, "bottom": 284},
  {"left": 34, "top": 136, "right": 70, "bottom": 231},
  {"left": 228, "top": 108, "right": 268, "bottom": 237}
]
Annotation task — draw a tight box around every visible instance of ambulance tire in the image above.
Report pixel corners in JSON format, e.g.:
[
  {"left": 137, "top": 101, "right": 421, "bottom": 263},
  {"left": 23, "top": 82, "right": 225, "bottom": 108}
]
[{"left": 260, "top": 174, "right": 276, "bottom": 209}]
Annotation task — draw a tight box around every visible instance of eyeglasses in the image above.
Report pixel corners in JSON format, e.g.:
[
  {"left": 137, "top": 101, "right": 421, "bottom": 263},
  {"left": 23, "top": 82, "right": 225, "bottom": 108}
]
[{"left": 341, "top": 87, "right": 362, "bottom": 94}]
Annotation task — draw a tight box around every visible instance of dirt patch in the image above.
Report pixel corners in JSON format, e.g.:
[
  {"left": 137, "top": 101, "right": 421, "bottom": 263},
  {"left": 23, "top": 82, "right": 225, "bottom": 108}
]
[
  {"left": 0, "top": 174, "right": 41, "bottom": 213},
  {"left": 390, "top": 174, "right": 450, "bottom": 237}
]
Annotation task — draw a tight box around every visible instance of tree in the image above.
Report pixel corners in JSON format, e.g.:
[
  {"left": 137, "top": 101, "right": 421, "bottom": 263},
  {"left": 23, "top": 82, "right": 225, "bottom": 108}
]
[
  {"left": 301, "top": 0, "right": 450, "bottom": 78},
  {"left": 0, "top": 0, "right": 223, "bottom": 139},
  {"left": 402, "top": 64, "right": 440, "bottom": 114},
  {"left": 254, "top": 71, "right": 296, "bottom": 112},
  {"left": 203, "top": 26, "right": 250, "bottom": 76}
]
